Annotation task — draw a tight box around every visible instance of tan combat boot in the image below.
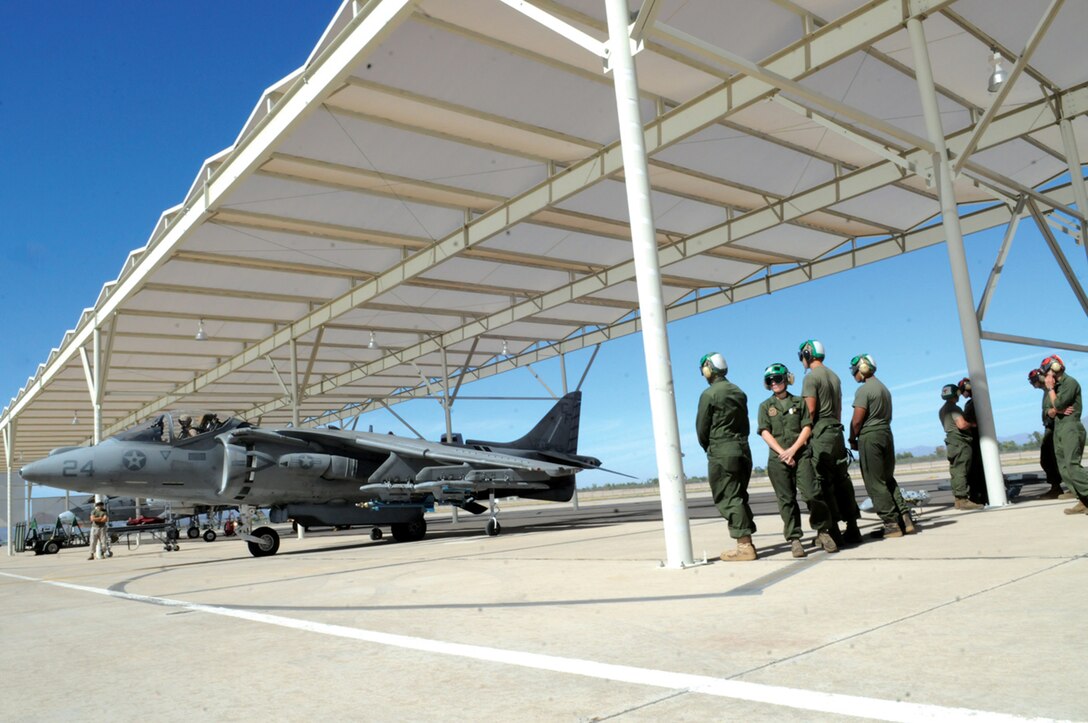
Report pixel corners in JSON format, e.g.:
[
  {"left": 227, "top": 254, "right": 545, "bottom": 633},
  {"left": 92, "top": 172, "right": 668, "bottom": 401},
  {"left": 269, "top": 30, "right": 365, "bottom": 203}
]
[
  {"left": 790, "top": 539, "right": 806, "bottom": 558},
  {"left": 900, "top": 513, "right": 917, "bottom": 534},
  {"left": 721, "top": 536, "right": 758, "bottom": 561},
  {"left": 1063, "top": 501, "right": 1086, "bottom": 515},
  {"left": 1059, "top": 491, "right": 1076, "bottom": 500},
  {"left": 815, "top": 531, "right": 838, "bottom": 553},
  {"left": 870, "top": 521, "right": 903, "bottom": 539},
  {"left": 954, "top": 498, "right": 983, "bottom": 510}
]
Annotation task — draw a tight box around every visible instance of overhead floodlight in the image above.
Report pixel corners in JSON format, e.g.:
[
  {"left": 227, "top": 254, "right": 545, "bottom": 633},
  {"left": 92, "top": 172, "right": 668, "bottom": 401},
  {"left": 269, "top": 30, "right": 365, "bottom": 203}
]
[
  {"left": 194, "top": 319, "right": 208, "bottom": 341},
  {"left": 71, "top": 411, "right": 79, "bottom": 425},
  {"left": 987, "top": 50, "right": 1006, "bottom": 93},
  {"left": 501, "top": 339, "right": 509, "bottom": 356},
  {"left": 368, "top": 331, "right": 379, "bottom": 350}
]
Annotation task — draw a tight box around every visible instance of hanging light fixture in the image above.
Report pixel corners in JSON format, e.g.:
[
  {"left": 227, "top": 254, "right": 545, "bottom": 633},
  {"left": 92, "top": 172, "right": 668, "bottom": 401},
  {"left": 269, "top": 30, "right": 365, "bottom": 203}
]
[
  {"left": 71, "top": 411, "right": 79, "bottom": 425},
  {"left": 501, "top": 339, "right": 509, "bottom": 356},
  {"left": 368, "top": 331, "right": 379, "bottom": 350},
  {"left": 987, "top": 50, "right": 1006, "bottom": 93},
  {"left": 194, "top": 318, "right": 208, "bottom": 341}
]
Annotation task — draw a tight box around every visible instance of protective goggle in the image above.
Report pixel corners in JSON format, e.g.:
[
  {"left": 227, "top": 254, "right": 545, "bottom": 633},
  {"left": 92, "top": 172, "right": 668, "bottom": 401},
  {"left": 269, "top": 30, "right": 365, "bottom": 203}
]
[{"left": 765, "top": 374, "right": 786, "bottom": 385}]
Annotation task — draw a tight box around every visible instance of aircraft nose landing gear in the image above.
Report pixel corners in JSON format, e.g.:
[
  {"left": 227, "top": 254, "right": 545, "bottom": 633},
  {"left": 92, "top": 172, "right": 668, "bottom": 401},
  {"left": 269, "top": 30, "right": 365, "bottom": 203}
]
[{"left": 484, "top": 493, "right": 502, "bottom": 536}]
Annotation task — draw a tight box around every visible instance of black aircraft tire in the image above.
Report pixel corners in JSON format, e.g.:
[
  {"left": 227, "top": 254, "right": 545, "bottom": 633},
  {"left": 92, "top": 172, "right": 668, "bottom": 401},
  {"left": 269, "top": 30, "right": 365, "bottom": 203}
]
[
  {"left": 369, "top": 527, "right": 383, "bottom": 541},
  {"left": 43, "top": 540, "right": 61, "bottom": 555},
  {"left": 390, "top": 517, "right": 427, "bottom": 542},
  {"left": 247, "top": 526, "right": 280, "bottom": 557},
  {"left": 486, "top": 518, "right": 501, "bottom": 537},
  {"left": 187, "top": 527, "right": 200, "bottom": 539},
  {"left": 202, "top": 529, "right": 217, "bottom": 543}
]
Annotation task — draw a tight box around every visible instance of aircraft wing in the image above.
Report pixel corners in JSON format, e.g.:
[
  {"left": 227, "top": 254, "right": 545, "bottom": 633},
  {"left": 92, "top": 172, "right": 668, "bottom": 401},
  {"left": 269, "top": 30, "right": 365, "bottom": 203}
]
[{"left": 273, "top": 428, "right": 579, "bottom": 477}]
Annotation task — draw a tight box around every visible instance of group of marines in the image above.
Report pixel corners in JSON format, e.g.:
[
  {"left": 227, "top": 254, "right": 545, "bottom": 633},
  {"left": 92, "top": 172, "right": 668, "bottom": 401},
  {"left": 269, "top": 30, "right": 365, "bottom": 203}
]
[{"left": 696, "top": 341, "right": 1087, "bottom": 562}]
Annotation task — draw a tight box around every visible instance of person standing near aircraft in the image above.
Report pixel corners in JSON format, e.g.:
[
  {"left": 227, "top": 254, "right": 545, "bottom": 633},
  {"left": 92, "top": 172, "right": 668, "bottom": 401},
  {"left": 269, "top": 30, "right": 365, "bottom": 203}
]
[
  {"left": 757, "top": 363, "right": 838, "bottom": 558},
  {"left": 798, "top": 339, "right": 861, "bottom": 545},
  {"left": 1029, "top": 368, "right": 1065, "bottom": 499},
  {"left": 696, "top": 352, "right": 757, "bottom": 561},
  {"left": 88, "top": 500, "right": 109, "bottom": 560},
  {"left": 848, "top": 354, "right": 914, "bottom": 538},
  {"left": 938, "top": 384, "right": 983, "bottom": 510},
  {"left": 1041, "top": 355, "right": 1088, "bottom": 515},
  {"left": 956, "top": 379, "right": 988, "bottom": 505}
]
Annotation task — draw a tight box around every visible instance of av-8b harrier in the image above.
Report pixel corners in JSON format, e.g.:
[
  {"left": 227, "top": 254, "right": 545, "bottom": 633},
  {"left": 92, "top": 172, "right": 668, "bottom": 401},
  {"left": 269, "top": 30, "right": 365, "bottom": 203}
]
[{"left": 20, "top": 393, "right": 605, "bottom": 557}]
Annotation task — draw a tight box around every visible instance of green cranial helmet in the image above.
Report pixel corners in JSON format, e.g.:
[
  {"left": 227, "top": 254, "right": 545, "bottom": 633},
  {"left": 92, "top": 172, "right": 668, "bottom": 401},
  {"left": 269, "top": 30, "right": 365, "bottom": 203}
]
[
  {"left": 699, "top": 352, "right": 728, "bottom": 376},
  {"left": 763, "top": 362, "right": 792, "bottom": 389},
  {"left": 940, "top": 383, "right": 958, "bottom": 400},
  {"left": 798, "top": 339, "right": 826, "bottom": 362}
]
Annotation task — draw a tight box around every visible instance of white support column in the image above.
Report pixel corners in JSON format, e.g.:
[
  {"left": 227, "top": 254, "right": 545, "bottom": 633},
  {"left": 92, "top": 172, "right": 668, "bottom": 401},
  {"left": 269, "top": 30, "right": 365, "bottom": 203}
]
[
  {"left": 4, "top": 421, "right": 12, "bottom": 556},
  {"left": 290, "top": 338, "right": 300, "bottom": 427},
  {"left": 976, "top": 197, "right": 1025, "bottom": 322},
  {"left": 908, "top": 17, "right": 1007, "bottom": 507},
  {"left": 605, "top": 0, "right": 693, "bottom": 567},
  {"left": 1058, "top": 116, "right": 1088, "bottom": 261}
]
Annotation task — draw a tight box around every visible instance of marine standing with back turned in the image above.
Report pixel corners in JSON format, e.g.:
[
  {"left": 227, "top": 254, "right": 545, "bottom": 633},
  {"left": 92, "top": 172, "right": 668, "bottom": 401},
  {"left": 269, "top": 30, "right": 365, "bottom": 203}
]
[
  {"left": 798, "top": 340, "right": 862, "bottom": 545},
  {"left": 937, "top": 383, "right": 983, "bottom": 510},
  {"left": 1029, "top": 368, "right": 1065, "bottom": 499},
  {"left": 849, "top": 354, "right": 914, "bottom": 538},
  {"left": 696, "top": 352, "right": 757, "bottom": 561}
]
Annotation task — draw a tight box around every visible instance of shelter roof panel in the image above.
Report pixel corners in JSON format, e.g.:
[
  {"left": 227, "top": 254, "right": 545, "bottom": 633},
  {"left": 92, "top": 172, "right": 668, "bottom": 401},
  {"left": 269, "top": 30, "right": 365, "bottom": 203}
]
[
  {"left": 727, "top": 223, "right": 847, "bottom": 261},
  {"left": 149, "top": 259, "right": 356, "bottom": 302},
  {"left": 872, "top": 12, "right": 1049, "bottom": 113},
  {"left": 220, "top": 174, "right": 465, "bottom": 240},
  {"left": 587, "top": 280, "right": 689, "bottom": 307},
  {"left": 486, "top": 320, "right": 581, "bottom": 341},
  {"left": 661, "top": 255, "right": 763, "bottom": 287},
  {"left": 969, "top": 138, "right": 1069, "bottom": 191},
  {"left": 128, "top": 289, "right": 311, "bottom": 324},
  {"left": 274, "top": 108, "right": 548, "bottom": 197},
  {"left": 480, "top": 225, "right": 633, "bottom": 268},
  {"left": 355, "top": 14, "right": 650, "bottom": 146},
  {"left": 419, "top": 256, "right": 572, "bottom": 293},
  {"left": 323, "top": 310, "right": 458, "bottom": 335},
  {"left": 654, "top": 123, "right": 837, "bottom": 198},
  {"left": 828, "top": 185, "right": 940, "bottom": 236},
  {"left": 370, "top": 285, "right": 512, "bottom": 316},
  {"left": 1012, "top": 1, "right": 1088, "bottom": 88}
]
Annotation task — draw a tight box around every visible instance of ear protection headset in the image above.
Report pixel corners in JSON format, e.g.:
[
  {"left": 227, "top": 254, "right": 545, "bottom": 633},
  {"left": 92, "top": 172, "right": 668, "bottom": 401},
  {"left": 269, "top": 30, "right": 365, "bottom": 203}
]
[
  {"left": 1027, "top": 368, "right": 1043, "bottom": 386},
  {"left": 957, "top": 377, "right": 971, "bottom": 395},
  {"left": 798, "top": 339, "right": 825, "bottom": 363},
  {"left": 940, "top": 384, "right": 958, "bottom": 400},
  {"left": 700, "top": 352, "right": 728, "bottom": 381},
  {"left": 1041, "top": 354, "right": 1065, "bottom": 373},
  {"left": 850, "top": 353, "right": 876, "bottom": 377}
]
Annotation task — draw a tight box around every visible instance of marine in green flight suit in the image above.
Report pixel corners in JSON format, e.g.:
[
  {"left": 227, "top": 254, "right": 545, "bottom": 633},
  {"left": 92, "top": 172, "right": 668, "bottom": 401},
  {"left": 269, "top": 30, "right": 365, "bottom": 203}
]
[
  {"left": 1030, "top": 368, "right": 1064, "bottom": 498},
  {"left": 757, "top": 363, "right": 838, "bottom": 558},
  {"left": 937, "top": 384, "right": 982, "bottom": 509},
  {"left": 696, "top": 352, "right": 757, "bottom": 561},
  {"left": 798, "top": 339, "right": 862, "bottom": 545},
  {"left": 1041, "top": 355, "right": 1088, "bottom": 515},
  {"left": 848, "top": 354, "right": 913, "bottom": 538}
]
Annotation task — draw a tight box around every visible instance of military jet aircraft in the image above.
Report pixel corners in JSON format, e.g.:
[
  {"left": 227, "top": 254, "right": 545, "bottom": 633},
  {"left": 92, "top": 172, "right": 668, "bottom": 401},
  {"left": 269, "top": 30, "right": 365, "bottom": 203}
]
[{"left": 20, "top": 393, "right": 603, "bottom": 557}]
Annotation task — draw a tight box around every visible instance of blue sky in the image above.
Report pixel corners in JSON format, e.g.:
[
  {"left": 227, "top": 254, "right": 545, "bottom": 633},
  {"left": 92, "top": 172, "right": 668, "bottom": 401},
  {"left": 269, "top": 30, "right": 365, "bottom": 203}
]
[{"left": 2, "top": 2, "right": 1086, "bottom": 489}]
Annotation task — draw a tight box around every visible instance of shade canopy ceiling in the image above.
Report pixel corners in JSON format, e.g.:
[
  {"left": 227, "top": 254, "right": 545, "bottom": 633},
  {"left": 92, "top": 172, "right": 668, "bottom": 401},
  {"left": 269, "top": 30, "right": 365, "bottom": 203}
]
[{"left": 4, "top": 0, "right": 1088, "bottom": 460}]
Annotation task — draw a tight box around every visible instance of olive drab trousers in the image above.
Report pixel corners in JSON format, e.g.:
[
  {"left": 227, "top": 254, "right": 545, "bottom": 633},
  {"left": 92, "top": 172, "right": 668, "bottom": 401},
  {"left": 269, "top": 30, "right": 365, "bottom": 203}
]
[
  {"left": 944, "top": 437, "right": 972, "bottom": 499},
  {"left": 857, "top": 427, "right": 910, "bottom": 524},
  {"left": 707, "top": 443, "right": 755, "bottom": 539},
  {"left": 767, "top": 452, "right": 831, "bottom": 540},
  {"left": 1054, "top": 418, "right": 1088, "bottom": 501},
  {"left": 810, "top": 419, "right": 859, "bottom": 525}
]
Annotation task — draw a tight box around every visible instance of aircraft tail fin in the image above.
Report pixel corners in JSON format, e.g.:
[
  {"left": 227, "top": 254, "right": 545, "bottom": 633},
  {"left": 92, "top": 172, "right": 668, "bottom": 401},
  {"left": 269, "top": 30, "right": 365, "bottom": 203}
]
[{"left": 504, "top": 391, "right": 582, "bottom": 454}]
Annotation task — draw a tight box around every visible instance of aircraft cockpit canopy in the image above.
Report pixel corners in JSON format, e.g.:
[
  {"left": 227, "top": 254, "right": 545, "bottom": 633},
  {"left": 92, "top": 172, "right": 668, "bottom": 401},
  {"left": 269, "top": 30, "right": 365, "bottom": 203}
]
[{"left": 111, "top": 412, "right": 246, "bottom": 444}]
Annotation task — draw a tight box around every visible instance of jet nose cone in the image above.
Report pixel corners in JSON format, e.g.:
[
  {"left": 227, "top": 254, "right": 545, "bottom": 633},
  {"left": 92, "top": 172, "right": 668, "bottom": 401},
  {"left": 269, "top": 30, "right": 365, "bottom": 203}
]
[{"left": 20, "top": 458, "right": 54, "bottom": 484}]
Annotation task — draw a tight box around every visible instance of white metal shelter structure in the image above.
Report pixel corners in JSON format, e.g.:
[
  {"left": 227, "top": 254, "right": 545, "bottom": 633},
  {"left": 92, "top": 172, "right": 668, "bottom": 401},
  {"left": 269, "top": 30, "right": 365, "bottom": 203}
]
[{"left": 4, "top": 0, "right": 1088, "bottom": 565}]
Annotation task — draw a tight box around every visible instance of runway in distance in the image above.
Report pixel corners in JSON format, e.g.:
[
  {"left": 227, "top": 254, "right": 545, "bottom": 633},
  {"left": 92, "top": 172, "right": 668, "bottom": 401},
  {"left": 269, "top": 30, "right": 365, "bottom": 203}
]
[{"left": 20, "top": 392, "right": 607, "bottom": 557}]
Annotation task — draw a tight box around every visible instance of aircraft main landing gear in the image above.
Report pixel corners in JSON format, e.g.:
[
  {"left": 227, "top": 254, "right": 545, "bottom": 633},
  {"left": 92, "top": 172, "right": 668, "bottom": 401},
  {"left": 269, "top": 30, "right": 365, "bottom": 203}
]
[
  {"left": 187, "top": 526, "right": 200, "bottom": 539},
  {"left": 390, "top": 517, "right": 426, "bottom": 542},
  {"left": 202, "top": 529, "right": 217, "bottom": 543},
  {"left": 245, "top": 526, "right": 280, "bottom": 557},
  {"left": 485, "top": 493, "right": 502, "bottom": 536}
]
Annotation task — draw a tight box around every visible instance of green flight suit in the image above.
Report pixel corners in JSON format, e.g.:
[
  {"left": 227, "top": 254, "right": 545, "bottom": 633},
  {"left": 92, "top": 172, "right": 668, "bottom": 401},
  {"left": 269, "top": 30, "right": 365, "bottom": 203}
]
[
  {"left": 697, "top": 377, "right": 755, "bottom": 538},
  {"left": 801, "top": 364, "right": 860, "bottom": 525},
  {"left": 853, "top": 376, "right": 909, "bottom": 524},
  {"left": 1051, "top": 373, "right": 1088, "bottom": 501},
  {"left": 938, "top": 400, "right": 972, "bottom": 499},
  {"left": 1041, "top": 389, "right": 1061, "bottom": 487},
  {"left": 758, "top": 392, "right": 830, "bottom": 540}
]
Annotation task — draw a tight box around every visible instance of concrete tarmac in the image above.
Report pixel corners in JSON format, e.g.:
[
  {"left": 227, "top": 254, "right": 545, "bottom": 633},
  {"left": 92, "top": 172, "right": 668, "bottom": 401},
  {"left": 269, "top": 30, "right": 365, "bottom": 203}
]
[{"left": 1, "top": 480, "right": 1085, "bottom": 722}]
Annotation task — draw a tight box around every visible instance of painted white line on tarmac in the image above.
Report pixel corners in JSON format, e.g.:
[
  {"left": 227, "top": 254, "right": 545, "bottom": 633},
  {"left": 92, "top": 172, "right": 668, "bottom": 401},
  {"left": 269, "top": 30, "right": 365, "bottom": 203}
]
[{"left": 1, "top": 571, "right": 1047, "bottom": 722}]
